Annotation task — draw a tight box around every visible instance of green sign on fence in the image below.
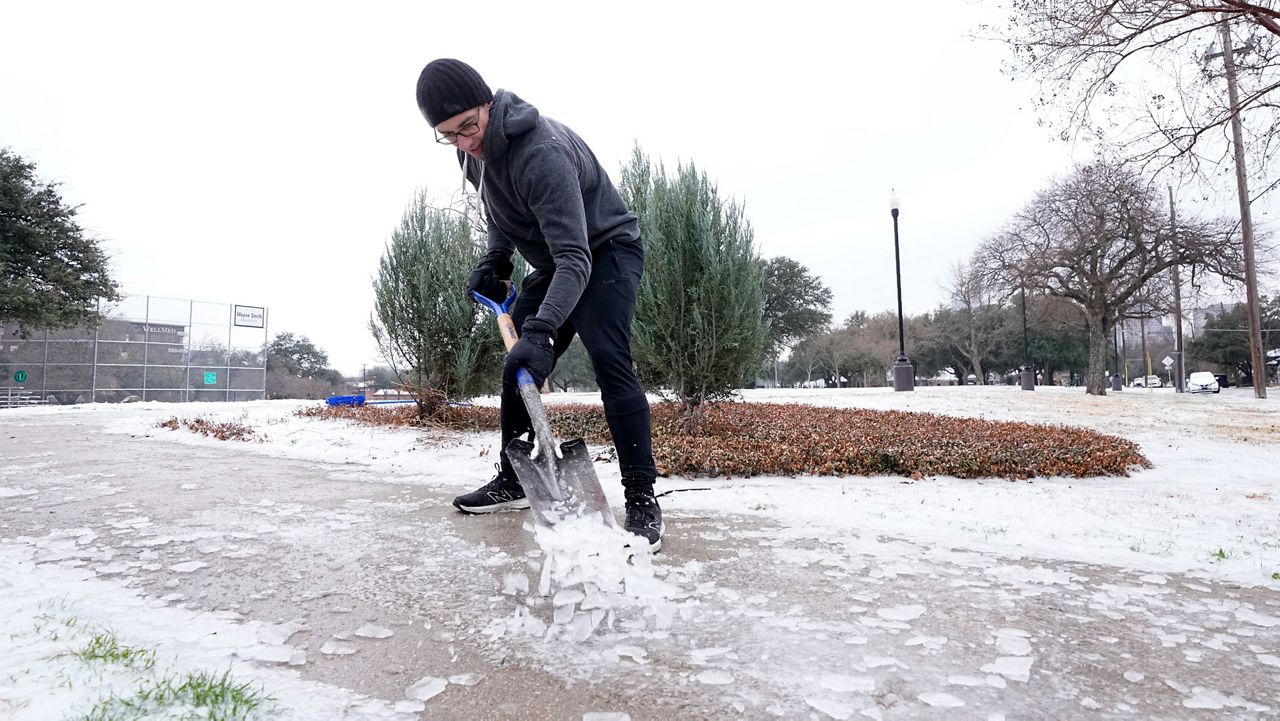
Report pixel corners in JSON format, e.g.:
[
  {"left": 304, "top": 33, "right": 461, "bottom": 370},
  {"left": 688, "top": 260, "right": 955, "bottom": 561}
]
[
  {"left": 13, "top": 370, "right": 27, "bottom": 383},
  {"left": 204, "top": 371, "right": 217, "bottom": 385}
]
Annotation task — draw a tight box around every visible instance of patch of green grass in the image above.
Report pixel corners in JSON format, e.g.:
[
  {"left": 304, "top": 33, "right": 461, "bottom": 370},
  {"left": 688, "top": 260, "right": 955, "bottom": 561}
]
[
  {"left": 71, "top": 633, "right": 156, "bottom": 671},
  {"left": 961, "top": 524, "right": 1008, "bottom": 539},
  {"left": 79, "top": 669, "right": 271, "bottom": 721},
  {"left": 1272, "top": 572, "right": 1280, "bottom": 581}
]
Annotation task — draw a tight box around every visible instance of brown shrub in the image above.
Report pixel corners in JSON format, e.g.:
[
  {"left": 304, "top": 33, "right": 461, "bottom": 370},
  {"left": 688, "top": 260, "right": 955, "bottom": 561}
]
[
  {"left": 157, "top": 416, "right": 262, "bottom": 442},
  {"left": 296, "top": 401, "right": 1149, "bottom": 480}
]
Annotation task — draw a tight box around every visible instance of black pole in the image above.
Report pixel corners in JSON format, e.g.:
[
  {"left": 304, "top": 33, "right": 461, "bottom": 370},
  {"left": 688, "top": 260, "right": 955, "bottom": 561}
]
[
  {"left": 1110, "top": 317, "right": 1122, "bottom": 390},
  {"left": 1020, "top": 286, "right": 1030, "bottom": 367},
  {"left": 1019, "top": 286, "right": 1035, "bottom": 391},
  {"left": 1112, "top": 320, "right": 1118, "bottom": 372},
  {"left": 889, "top": 196, "right": 913, "bottom": 392},
  {"left": 892, "top": 209, "right": 905, "bottom": 360}
]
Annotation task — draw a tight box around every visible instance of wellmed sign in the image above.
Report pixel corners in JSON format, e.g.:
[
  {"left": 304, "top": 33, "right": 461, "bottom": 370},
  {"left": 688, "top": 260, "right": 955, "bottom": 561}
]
[{"left": 233, "top": 305, "right": 266, "bottom": 329}]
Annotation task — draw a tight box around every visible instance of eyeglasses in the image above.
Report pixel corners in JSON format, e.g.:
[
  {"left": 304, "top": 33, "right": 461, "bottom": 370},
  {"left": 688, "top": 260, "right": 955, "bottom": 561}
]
[{"left": 434, "top": 108, "right": 482, "bottom": 145}]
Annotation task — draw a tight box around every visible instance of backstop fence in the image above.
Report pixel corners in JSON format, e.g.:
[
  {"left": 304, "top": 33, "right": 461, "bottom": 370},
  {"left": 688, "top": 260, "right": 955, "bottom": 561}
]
[{"left": 0, "top": 294, "right": 267, "bottom": 406}]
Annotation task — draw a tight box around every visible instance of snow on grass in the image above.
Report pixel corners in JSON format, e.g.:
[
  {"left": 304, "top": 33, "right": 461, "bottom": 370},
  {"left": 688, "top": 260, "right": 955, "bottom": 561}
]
[{"left": 0, "top": 543, "right": 415, "bottom": 720}]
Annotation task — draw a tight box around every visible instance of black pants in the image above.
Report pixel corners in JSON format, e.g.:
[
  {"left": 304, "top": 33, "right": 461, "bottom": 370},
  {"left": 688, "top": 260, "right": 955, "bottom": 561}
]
[{"left": 500, "top": 239, "right": 656, "bottom": 493}]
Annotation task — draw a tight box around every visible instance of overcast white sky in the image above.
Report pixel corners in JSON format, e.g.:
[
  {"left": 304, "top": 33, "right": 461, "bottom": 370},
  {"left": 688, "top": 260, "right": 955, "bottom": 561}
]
[{"left": 3, "top": 1, "right": 1273, "bottom": 374}]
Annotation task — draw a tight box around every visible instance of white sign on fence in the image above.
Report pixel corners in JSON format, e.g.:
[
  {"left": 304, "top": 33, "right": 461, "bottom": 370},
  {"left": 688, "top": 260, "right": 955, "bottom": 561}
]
[{"left": 233, "top": 305, "right": 266, "bottom": 328}]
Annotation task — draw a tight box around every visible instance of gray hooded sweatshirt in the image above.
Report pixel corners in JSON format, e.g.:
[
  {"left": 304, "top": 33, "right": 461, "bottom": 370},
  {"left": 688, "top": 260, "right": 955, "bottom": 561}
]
[{"left": 462, "top": 90, "right": 640, "bottom": 329}]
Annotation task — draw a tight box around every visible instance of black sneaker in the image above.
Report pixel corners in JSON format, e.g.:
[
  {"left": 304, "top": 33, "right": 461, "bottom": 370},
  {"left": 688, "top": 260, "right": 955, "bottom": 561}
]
[
  {"left": 452, "top": 470, "right": 529, "bottom": 514},
  {"left": 624, "top": 491, "right": 664, "bottom": 552}
]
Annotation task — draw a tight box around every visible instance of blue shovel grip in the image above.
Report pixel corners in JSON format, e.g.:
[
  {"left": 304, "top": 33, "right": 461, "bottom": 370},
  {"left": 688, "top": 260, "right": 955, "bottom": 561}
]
[
  {"left": 515, "top": 367, "right": 538, "bottom": 389},
  {"left": 470, "top": 283, "right": 537, "bottom": 389},
  {"left": 470, "top": 284, "right": 517, "bottom": 315}
]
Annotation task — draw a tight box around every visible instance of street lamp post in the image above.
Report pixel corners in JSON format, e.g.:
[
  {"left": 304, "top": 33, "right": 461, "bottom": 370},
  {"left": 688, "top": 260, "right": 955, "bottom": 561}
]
[
  {"left": 1020, "top": 286, "right": 1035, "bottom": 391},
  {"left": 1110, "top": 319, "right": 1123, "bottom": 391},
  {"left": 890, "top": 191, "right": 914, "bottom": 392}
]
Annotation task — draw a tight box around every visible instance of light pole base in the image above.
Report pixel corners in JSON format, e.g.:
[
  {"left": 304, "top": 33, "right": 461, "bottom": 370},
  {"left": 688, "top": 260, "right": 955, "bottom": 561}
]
[
  {"left": 1111, "top": 374, "right": 1123, "bottom": 391},
  {"left": 1020, "top": 368, "right": 1035, "bottom": 391},
  {"left": 893, "top": 358, "right": 915, "bottom": 392}
]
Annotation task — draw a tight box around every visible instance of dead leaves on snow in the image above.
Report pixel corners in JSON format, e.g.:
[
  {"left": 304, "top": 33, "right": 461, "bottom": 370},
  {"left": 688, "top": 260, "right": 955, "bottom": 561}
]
[
  {"left": 156, "top": 416, "right": 263, "bottom": 443},
  {"left": 297, "top": 401, "right": 1149, "bottom": 481}
]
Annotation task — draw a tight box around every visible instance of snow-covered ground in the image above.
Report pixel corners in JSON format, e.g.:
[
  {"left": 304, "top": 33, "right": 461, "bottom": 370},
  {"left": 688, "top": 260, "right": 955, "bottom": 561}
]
[{"left": 2, "top": 386, "right": 1278, "bottom": 720}]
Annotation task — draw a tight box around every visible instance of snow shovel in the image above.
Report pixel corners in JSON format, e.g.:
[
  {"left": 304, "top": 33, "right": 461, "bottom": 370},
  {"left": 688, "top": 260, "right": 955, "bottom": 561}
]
[{"left": 472, "top": 285, "right": 616, "bottom": 529}]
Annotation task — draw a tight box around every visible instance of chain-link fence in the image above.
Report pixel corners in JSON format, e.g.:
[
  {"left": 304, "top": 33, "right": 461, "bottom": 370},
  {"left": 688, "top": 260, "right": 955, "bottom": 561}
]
[{"left": 1, "top": 294, "right": 267, "bottom": 406}]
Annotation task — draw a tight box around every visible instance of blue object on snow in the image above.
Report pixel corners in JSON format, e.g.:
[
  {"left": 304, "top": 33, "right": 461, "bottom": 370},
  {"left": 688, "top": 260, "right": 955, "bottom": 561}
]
[{"left": 326, "top": 394, "right": 366, "bottom": 407}]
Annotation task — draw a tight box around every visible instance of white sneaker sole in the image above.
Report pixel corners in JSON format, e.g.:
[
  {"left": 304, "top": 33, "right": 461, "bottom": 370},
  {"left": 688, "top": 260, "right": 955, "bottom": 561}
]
[{"left": 454, "top": 497, "right": 531, "bottom": 514}]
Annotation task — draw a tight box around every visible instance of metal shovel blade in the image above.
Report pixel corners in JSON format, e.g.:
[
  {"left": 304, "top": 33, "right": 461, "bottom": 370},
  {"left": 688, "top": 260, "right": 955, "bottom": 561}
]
[{"left": 506, "top": 436, "right": 615, "bottom": 528}]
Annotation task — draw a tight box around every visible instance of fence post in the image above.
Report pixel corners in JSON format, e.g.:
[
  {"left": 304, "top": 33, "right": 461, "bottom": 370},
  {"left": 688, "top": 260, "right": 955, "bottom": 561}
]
[
  {"left": 261, "top": 308, "right": 269, "bottom": 400},
  {"left": 142, "top": 295, "right": 151, "bottom": 402},
  {"left": 91, "top": 297, "right": 100, "bottom": 402},
  {"left": 41, "top": 326, "right": 49, "bottom": 399},
  {"left": 185, "top": 299, "right": 193, "bottom": 403},
  {"left": 226, "top": 303, "right": 233, "bottom": 402}
]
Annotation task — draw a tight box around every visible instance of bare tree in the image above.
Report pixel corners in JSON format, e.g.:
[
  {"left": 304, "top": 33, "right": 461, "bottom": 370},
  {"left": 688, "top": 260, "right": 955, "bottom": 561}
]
[
  {"left": 993, "top": 1, "right": 1280, "bottom": 191},
  {"left": 944, "top": 261, "right": 1012, "bottom": 385},
  {"left": 977, "top": 159, "right": 1242, "bottom": 396}
]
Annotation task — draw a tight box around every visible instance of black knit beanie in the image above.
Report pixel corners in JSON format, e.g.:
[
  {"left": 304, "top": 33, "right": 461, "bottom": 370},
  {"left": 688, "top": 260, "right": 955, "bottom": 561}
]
[{"left": 416, "top": 59, "right": 493, "bottom": 126}]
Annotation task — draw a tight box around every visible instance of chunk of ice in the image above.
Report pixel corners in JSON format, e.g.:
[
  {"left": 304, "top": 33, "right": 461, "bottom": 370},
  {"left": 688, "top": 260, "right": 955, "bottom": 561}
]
[
  {"left": 354, "top": 623, "right": 394, "bottom": 639},
  {"left": 405, "top": 676, "right": 447, "bottom": 702},
  {"left": 169, "top": 560, "right": 207, "bottom": 573},
  {"left": 320, "top": 640, "right": 356, "bottom": 655},
  {"left": 805, "top": 697, "right": 854, "bottom": 719},
  {"left": 695, "top": 670, "right": 733, "bottom": 685},
  {"left": 919, "top": 693, "right": 965, "bottom": 708},
  {"left": 876, "top": 604, "right": 925, "bottom": 621},
  {"left": 980, "top": 656, "right": 1033, "bottom": 683}
]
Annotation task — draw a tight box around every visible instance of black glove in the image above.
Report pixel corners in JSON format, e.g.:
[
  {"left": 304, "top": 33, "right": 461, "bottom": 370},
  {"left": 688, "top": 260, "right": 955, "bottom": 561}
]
[
  {"left": 504, "top": 317, "right": 556, "bottom": 388},
  {"left": 466, "top": 265, "right": 507, "bottom": 302}
]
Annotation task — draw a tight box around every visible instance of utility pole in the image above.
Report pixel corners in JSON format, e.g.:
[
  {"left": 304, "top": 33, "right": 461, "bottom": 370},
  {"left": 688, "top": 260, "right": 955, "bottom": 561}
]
[
  {"left": 1216, "top": 20, "right": 1267, "bottom": 398},
  {"left": 1168, "top": 186, "right": 1185, "bottom": 393}
]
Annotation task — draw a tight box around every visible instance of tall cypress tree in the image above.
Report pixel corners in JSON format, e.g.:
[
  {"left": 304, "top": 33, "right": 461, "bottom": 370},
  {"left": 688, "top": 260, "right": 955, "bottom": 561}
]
[
  {"left": 621, "top": 149, "right": 769, "bottom": 421},
  {"left": 369, "top": 190, "right": 503, "bottom": 418}
]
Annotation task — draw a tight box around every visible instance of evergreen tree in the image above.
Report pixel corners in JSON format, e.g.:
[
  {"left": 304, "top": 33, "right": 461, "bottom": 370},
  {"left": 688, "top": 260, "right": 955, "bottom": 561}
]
[
  {"left": 621, "top": 150, "right": 768, "bottom": 420},
  {"left": 369, "top": 190, "right": 503, "bottom": 418},
  {"left": 1, "top": 148, "right": 120, "bottom": 332}
]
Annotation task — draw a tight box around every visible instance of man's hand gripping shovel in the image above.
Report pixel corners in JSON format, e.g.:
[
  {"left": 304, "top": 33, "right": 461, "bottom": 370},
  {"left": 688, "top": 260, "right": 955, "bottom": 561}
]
[{"left": 472, "top": 284, "right": 616, "bottom": 529}]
